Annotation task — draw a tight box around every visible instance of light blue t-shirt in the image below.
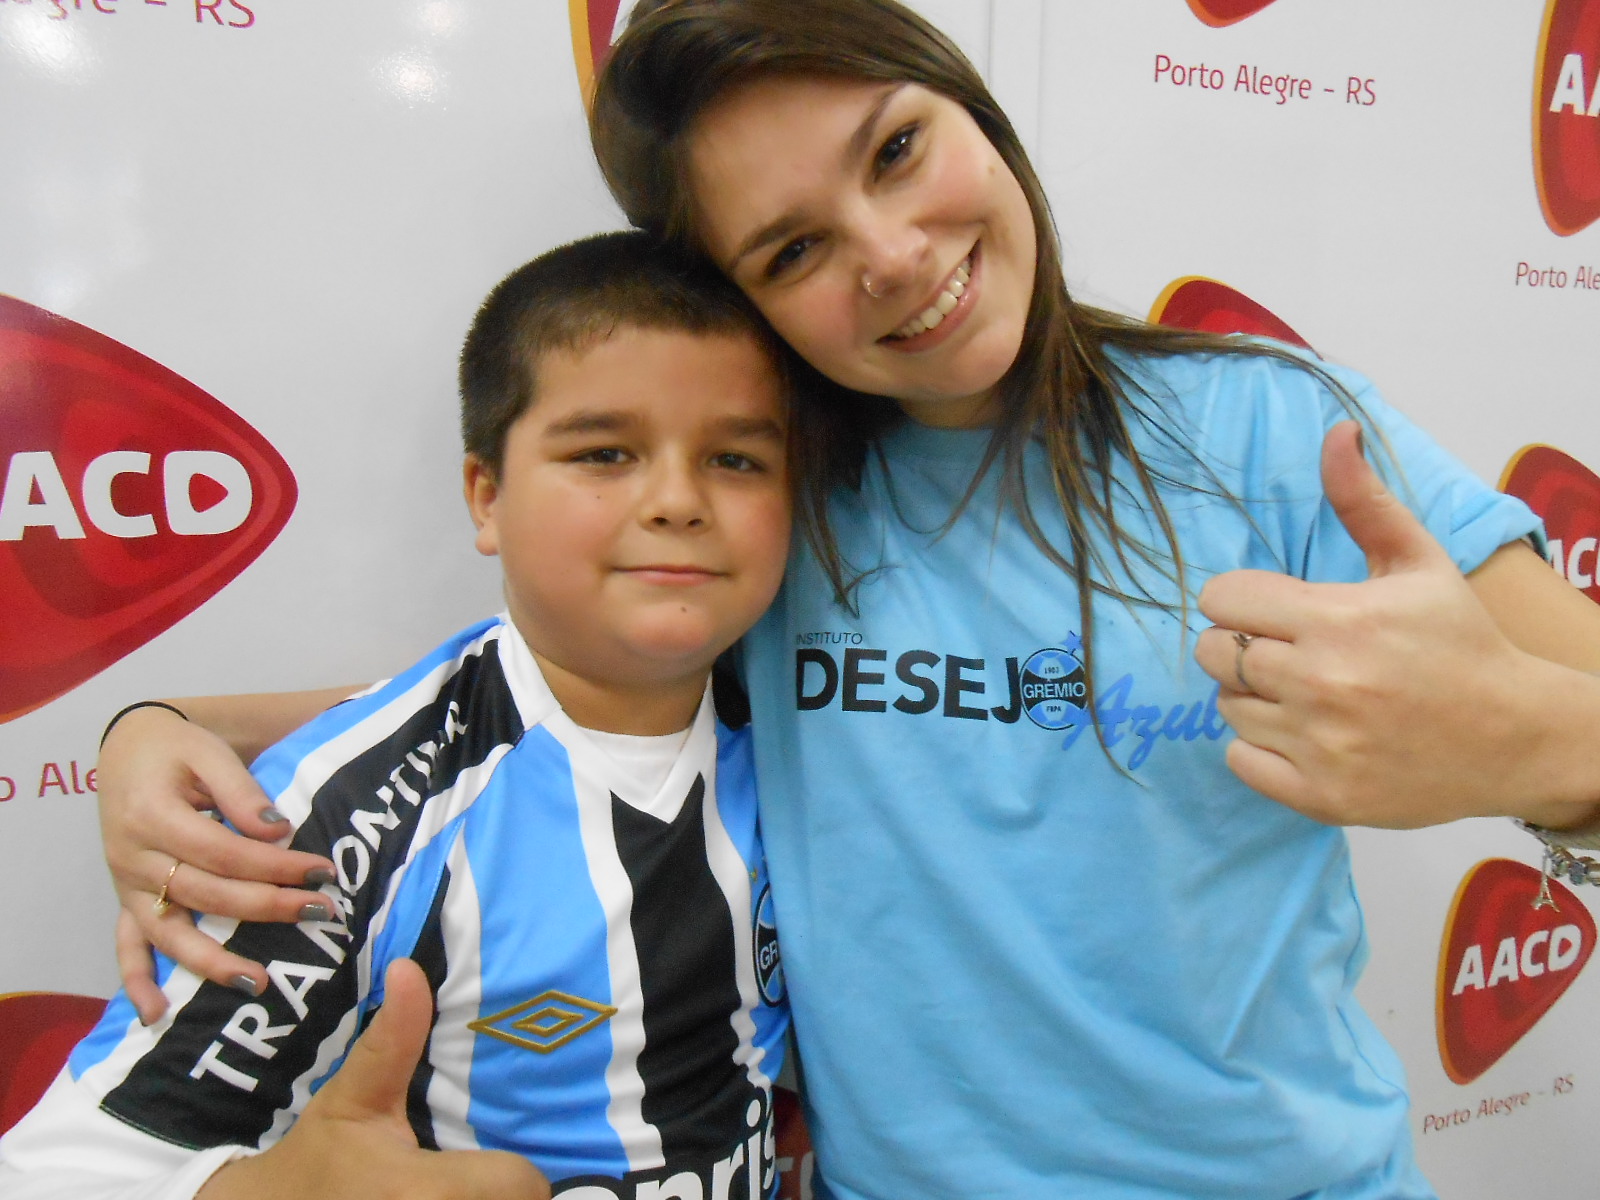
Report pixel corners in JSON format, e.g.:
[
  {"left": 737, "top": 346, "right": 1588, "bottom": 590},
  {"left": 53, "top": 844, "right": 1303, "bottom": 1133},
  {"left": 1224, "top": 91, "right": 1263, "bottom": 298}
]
[{"left": 742, "top": 349, "right": 1539, "bottom": 1200}]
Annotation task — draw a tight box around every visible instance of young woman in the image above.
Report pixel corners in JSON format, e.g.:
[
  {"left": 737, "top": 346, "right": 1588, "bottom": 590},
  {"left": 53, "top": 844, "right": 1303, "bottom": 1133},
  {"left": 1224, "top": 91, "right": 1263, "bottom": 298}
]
[{"left": 92, "top": 2, "right": 1600, "bottom": 1197}]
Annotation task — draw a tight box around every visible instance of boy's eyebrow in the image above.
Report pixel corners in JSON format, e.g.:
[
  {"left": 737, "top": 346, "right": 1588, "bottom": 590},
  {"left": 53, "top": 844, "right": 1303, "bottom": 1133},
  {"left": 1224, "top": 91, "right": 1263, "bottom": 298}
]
[
  {"left": 539, "top": 410, "right": 785, "bottom": 440},
  {"left": 726, "top": 84, "right": 905, "bottom": 273},
  {"left": 709, "top": 415, "right": 785, "bottom": 440},
  {"left": 540, "top": 409, "right": 636, "bottom": 437}
]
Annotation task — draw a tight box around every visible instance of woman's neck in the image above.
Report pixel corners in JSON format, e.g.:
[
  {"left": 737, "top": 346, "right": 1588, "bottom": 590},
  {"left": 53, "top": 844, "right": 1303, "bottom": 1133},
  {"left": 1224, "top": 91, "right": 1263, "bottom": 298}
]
[{"left": 894, "top": 387, "right": 1000, "bottom": 430}]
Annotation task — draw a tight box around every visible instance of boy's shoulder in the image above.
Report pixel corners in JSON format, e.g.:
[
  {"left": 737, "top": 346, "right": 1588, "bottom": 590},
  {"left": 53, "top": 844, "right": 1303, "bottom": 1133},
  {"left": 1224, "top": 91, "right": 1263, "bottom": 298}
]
[{"left": 250, "top": 614, "right": 544, "bottom": 804}]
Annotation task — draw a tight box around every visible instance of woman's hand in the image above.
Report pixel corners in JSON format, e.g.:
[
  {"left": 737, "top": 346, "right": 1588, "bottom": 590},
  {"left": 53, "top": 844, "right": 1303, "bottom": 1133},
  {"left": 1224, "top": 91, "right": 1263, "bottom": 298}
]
[
  {"left": 98, "top": 702, "right": 339, "bottom": 1021},
  {"left": 196, "top": 960, "right": 550, "bottom": 1200},
  {"left": 1194, "top": 421, "right": 1600, "bottom": 830}
]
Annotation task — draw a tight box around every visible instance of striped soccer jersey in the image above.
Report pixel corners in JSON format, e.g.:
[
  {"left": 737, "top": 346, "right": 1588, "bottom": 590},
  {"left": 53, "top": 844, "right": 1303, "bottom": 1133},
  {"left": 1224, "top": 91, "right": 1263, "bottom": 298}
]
[{"left": 19, "top": 615, "right": 787, "bottom": 1199}]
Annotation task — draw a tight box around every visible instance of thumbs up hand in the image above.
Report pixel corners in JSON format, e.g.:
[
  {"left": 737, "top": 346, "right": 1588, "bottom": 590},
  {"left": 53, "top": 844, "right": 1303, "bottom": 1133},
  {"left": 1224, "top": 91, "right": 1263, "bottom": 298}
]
[
  {"left": 197, "top": 960, "right": 551, "bottom": 1200},
  {"left": 1195, "top": 421, "right": 1549, "bottom": 827}
]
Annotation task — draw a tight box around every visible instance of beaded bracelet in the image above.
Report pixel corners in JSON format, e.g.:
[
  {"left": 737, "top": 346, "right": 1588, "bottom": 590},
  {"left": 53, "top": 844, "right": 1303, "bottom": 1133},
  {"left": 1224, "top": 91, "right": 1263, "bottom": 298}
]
[{"left": 100, "top": 700, "right": 189, "bottom": 749}]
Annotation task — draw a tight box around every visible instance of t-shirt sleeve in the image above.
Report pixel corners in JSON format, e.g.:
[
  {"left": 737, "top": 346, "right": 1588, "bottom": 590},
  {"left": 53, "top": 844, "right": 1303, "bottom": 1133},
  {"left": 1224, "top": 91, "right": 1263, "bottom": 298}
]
[{"left": 1297, "top": 359, "right": 1541, "bottom": 583}]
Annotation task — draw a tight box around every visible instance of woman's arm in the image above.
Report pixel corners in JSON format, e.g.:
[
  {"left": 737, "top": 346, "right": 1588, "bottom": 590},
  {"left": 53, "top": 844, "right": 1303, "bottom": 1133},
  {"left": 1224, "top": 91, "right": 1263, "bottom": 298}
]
[
  {"left": 99, "top": 690, "right": 353, "bottom": 1019},
  {"left": 1195, "top": 422, "right": 1600, "bottom": 830}
]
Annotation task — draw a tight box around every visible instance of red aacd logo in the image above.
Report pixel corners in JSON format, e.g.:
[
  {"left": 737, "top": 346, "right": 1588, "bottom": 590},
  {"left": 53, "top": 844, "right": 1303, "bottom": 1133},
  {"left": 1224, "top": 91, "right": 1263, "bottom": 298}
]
[
  {"left": 0, "top": 297, "right": 296, "bottom": 724},
  {"left": 1436, "top": 859, "right": 1594, "bottom": 1085},
  {"left": 1186, "top": 0, "right": 1280, "bottom": 28},
  {"left": 570, "top": 0, "right": 627, "bottom": 105},
  {"left": 1535, "top": 0, "right": 1600, "bottom": 235},
  {"left": 1147, "top": 277, "right": 1313, "bottom": 351},
  {"left": 1500, "top": 444, "right": 1600, "bottom": 604}
]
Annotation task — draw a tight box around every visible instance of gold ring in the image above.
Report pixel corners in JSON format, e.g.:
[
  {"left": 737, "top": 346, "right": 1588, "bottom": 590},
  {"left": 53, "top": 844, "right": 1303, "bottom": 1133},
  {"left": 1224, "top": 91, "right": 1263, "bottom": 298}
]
[
  {"left": 1232, "top": 631, "right": 1257, "bottom": 692},
  {"left": 152, "top": 860, "right": 180, "bottom": 917}
]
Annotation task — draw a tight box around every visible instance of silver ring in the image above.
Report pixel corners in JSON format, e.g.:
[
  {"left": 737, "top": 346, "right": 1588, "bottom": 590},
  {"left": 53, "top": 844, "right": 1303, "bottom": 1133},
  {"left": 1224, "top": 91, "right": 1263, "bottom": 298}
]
[
  {"left": 1232, "top": 631, "right": 1256, "bottom": 692},
  {"left": 862, "top": 273, "right": 885, "bottom": 299}
]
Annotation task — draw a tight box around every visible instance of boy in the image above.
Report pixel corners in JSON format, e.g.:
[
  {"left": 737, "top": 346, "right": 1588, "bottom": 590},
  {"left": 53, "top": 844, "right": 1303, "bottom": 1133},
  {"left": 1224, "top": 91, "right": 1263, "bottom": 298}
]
[{"left": 0, "top": 231, "right": 792, "bottom": 1200}]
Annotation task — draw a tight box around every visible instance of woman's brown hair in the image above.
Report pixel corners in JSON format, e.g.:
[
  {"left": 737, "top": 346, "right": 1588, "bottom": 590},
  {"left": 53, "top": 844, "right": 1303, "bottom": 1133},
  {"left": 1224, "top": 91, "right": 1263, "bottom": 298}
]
[{"left": 591, "top": 0, "right": 1370, "bottom": 687}]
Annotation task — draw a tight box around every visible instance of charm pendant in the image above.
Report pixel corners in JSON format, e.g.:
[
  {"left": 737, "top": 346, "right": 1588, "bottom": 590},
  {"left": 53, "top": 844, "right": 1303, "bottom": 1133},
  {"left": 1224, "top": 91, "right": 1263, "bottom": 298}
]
[{"left": 1534, "top": 847, "right": 1562, "bottom": 912}]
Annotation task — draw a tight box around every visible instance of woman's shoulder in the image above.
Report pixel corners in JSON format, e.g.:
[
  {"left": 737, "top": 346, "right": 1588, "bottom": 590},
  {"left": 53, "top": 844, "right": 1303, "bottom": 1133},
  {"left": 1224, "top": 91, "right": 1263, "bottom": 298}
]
[{"left": 1112, "top": 338, "right": 1373, "bottom": 414}]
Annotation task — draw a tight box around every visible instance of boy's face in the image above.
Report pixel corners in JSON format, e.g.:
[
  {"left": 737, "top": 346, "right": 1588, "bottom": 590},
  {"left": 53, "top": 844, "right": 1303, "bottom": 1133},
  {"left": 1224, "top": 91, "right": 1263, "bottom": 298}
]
[{"left": 465, "top": 326, "right": 789, "bottom": 707}]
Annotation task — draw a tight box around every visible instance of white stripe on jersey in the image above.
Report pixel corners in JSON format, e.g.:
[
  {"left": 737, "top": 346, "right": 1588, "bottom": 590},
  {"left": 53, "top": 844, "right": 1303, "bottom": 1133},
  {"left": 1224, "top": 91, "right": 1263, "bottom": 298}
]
[
  {"left": 558, "top": 711, "right": 661, "bottom": 1172},
  {"left": 261, "top": 743, "right": 516, "bottom": 1149},
  {"left": 73, "top": 960, "right": 211, "bottom": 1101},
  {"left": 696, "top": 739, "right": 774, "bottom": 1096},
  {"left": 427, "top": 829, "right": 486, "bottom": 1151}
]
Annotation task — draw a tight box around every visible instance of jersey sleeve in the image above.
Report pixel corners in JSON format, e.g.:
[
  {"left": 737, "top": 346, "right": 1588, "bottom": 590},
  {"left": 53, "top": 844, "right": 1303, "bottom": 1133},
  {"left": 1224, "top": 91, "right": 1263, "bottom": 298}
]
[{"left": 0, "top": 1069, "right": 247, "bottom": 1200}]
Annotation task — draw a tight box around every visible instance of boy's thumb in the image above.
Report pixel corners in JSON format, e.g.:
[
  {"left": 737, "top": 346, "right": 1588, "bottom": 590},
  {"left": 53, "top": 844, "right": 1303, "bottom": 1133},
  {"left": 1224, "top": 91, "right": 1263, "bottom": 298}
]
[
  {"left": 315, "top": 959, "right": 434, "bottom": 1123},
  {"left": 1321, "top": 421, "right": 1446, "bottom": 579}
]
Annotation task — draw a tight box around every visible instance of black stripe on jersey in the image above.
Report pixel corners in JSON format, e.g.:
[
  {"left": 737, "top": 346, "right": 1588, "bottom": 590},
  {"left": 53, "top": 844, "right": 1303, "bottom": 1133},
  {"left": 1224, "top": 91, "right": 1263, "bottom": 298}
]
[
  {"left": 405, "top": 863, "right": 453, "bottom": 1151},
  {"left": 100, "top": 640, "right": 524, "bottom": 1149},
  {"left": 611, "top": 775, "right": 752, "bottom": 1159}
]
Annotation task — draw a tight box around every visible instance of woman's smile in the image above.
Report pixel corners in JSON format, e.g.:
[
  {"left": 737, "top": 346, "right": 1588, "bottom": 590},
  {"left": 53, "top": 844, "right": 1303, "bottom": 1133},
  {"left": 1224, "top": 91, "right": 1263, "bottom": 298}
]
[{"left": 880, "top": 247, "right": 976, "bottom": 347}]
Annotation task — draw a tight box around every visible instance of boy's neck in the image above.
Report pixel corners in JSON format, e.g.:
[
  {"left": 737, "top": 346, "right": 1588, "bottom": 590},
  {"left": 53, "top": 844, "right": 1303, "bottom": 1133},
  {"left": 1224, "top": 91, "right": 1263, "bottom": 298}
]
[{"left": 530, "top": 646, "right": 706, "bottom": 735}]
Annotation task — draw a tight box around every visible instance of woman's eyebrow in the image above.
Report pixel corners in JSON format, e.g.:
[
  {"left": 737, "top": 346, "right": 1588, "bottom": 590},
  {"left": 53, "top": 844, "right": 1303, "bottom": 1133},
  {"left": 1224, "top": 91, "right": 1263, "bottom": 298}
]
[
  {"left": 843, "top": 84, "right": 905, "bottom": 171},
  {"left": 726, "top": 83, "right": 906, "bottom": 272}
]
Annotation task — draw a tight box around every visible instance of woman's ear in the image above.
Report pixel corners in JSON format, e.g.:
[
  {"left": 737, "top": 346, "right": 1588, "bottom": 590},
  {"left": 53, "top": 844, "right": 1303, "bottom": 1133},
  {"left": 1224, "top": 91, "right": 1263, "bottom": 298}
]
[{"left": 462, "top": 455, "right": 501, "bottom": 558}]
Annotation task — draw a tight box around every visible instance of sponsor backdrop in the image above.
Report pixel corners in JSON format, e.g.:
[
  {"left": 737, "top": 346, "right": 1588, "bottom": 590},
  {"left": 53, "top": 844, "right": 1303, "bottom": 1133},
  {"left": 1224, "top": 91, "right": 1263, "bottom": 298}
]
[{"left": 1, "top": 0, "right": 1595, "bottom": 1193}]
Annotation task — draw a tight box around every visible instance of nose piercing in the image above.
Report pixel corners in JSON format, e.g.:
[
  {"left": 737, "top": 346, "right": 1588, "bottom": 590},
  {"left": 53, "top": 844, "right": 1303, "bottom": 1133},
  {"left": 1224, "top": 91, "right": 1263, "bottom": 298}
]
[{"left": 862, "top": 272, "right": 886, "bottom": 299}]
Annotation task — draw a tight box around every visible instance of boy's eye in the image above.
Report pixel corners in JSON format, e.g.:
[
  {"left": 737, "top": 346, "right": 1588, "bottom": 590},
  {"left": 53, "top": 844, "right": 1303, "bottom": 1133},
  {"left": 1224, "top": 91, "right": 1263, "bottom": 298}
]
[
  {"left": 711, "top": 451, "right": 763, "bottom": 472},
  {"left": 573, "top": 447, "right": 630, "bottom": 466},
  {"left": 874, "top": 123, "right": 919, "bottom": 175}
]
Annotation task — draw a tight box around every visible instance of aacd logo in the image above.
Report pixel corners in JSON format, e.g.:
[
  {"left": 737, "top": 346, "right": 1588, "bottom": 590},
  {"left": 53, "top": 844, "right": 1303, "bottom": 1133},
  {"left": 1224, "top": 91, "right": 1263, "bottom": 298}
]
[
  {"left": 1535, "top": 0, "right": 1600, "bottom": 235},
  {"left": 1500, "top": 444, "right": 1600, "bottom": 604},
  {"left": 1436, "top": 858, "right": 1594, "bottom": 1085},
  {"left": 570, "top": 0, "right": 630, "bottom": 105},
  {"left": 1148, "top": 277, "right": 1313, "bottom": 351},
  {"left": 0, "top": 296, "right": 296, "bottom": 723},
  {"left": 1186, "top": 0, "right": 1280, "bottom": 28}
]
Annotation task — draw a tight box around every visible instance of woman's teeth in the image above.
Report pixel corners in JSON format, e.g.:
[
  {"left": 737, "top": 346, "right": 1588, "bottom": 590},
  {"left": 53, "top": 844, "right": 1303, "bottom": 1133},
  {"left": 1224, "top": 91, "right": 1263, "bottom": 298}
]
[{"left": 890, "top": 258, "right": 971, "bottom": 339}]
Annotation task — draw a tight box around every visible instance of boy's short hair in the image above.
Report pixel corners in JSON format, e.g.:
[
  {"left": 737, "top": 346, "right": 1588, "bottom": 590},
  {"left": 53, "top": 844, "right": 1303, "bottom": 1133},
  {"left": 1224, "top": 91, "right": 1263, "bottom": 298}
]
[{"left": 460, "top": 229, "right": 780, "bottom": 471}]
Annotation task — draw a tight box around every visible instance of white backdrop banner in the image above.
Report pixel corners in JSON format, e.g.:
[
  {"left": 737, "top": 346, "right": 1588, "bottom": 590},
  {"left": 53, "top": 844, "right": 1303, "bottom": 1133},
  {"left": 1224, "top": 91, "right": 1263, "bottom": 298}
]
[{"left": 3, "top": 1, "right": 1597, "bottom": 1195}]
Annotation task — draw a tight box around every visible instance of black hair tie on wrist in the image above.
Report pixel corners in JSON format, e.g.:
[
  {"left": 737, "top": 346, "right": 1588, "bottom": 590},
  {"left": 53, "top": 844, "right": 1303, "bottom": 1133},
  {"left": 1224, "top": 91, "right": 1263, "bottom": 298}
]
[{"left": 100, "top": 700, "right": 190, "bottom": 749}]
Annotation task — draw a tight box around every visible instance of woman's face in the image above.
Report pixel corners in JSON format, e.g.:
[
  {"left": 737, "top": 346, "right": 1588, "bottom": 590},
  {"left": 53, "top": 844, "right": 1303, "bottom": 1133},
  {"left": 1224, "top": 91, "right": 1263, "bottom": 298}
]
[{"left": 687, "top": 76, "right": 1037, "bottom": 429}]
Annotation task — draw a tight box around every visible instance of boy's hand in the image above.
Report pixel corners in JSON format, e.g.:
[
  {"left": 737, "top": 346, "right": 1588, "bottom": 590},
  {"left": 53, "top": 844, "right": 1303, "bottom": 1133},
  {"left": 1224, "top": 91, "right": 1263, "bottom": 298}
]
[{"left": 197, "top": 960, "right": 551, "bottom": 1200}]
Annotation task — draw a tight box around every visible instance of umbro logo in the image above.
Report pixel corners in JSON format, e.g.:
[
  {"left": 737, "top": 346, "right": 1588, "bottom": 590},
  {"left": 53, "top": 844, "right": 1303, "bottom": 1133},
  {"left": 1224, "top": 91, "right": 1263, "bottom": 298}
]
[{"left": 469, "top": 990, "right": 617, "bottom": 1054}]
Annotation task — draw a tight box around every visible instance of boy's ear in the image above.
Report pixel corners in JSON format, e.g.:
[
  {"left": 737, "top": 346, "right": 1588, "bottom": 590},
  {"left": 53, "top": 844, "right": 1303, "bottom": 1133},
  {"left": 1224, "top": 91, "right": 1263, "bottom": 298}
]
[{"left": 462, "top": 455, "right": 501, "bottom": 558}]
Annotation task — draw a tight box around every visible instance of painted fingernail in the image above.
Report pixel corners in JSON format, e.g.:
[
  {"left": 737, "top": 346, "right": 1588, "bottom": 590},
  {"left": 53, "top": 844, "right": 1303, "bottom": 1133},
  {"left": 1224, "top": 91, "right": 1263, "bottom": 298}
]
[
  {"left": 230, "top": 975, "right": 264, "bottom": 997},
  {"left": 258, "top": 807, "right": 288, "bottom": 825},
  {"left": 304, "top": 867, "right": 336, "bottom": 887},
  {"left": 299, "top": 902, "right": 331, "bottom": 922}
]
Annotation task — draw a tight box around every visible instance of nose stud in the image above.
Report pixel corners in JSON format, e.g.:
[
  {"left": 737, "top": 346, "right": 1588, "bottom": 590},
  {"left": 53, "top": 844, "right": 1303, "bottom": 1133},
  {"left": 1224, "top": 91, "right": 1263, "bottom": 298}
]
[{"left": 861, "top": 272, "right": 886, "bottom": 299}]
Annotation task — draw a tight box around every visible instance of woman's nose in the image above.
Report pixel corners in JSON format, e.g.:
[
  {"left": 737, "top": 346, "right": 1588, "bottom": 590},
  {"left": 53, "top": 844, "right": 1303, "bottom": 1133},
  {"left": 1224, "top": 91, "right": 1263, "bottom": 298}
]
[{"left": 854, "top": 208, "right": 929, "bottom": 299}]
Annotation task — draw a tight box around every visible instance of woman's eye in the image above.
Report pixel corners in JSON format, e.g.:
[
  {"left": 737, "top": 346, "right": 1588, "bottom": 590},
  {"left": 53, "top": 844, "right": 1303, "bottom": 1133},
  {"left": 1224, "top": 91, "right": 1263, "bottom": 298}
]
[
  {"left": 874, "top": 123, "right": 919, "bottom": 174},
  {"left": 765, "top": 236, "right": 815, "bottom": 279}
]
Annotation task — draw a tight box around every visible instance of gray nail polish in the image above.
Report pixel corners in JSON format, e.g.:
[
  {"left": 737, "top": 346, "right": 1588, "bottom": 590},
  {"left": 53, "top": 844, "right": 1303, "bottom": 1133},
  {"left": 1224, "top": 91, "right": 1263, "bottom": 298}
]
[
  {"left": 230, "top": 975, "right": 263, "bottom": 997},
  {"left": 299, "top": 903, "right": 331, "bottom": 922},
  {"left": 258, "top": 807, "right": 288, "bottom": 825},
  {"left": 304, "top": 866, "right": 336, "bottom": 887}
]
